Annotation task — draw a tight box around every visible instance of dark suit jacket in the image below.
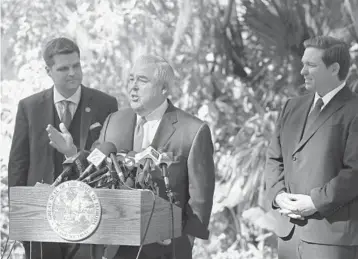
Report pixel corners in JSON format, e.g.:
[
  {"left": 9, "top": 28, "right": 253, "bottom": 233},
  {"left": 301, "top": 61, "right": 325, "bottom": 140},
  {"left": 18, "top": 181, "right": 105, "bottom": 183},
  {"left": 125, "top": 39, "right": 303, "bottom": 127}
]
[
  {"left": 8, "top": 85, "right": 118, "bottom": 187},
  {"left": 96, "top": 100, "right": 216, "bottom": 259},
  {"left": 265, "top": 86, "right": 358, "bottom": 245}
]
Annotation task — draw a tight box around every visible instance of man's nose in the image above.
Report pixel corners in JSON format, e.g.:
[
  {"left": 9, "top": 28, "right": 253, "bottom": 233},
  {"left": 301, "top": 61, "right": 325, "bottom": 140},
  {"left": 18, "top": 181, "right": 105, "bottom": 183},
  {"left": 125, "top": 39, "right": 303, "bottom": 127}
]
[
  {"left": 300, "top": 65, "right": 307, "bottom": 76},
  {"left": 129, "top": 79, "right": 139, "bottom": 91},
  {"left": 68, "top": 67, "right": 75, "bottom": 76}
]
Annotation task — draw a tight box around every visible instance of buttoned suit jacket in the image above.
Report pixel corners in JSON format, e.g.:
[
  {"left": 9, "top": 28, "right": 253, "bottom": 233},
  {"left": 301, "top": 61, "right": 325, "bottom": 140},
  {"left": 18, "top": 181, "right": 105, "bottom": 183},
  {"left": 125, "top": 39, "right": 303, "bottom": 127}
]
[
  {"left": 8, "top": 85, "right": 118, "bottom": 186},
  {"left": 95, "top": 100, "right": 216, "bottom": 259},
  {"left": 265, "top": 86, "right": 358, "bottom": 245}
]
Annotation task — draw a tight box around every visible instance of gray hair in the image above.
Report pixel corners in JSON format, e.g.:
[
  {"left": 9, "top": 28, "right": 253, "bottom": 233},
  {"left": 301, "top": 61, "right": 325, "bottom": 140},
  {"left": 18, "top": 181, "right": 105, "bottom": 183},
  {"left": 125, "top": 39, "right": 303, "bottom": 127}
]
[{"left": 134, "top": 54, "right": 175, "bottom": 91}]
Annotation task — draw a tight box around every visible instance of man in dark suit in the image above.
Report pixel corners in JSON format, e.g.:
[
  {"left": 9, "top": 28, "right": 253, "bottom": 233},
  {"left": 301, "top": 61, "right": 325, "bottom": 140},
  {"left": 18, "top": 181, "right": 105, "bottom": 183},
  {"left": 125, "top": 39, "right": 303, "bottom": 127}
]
[
  {"left": 265, "top": 36, "right": 358, "bottom": 259},
  {"left": 8, "top": 37, "right": 118, "bottom": 259},
  {"left": 49, "top": 54, "right": 216, "bottom": 259}
]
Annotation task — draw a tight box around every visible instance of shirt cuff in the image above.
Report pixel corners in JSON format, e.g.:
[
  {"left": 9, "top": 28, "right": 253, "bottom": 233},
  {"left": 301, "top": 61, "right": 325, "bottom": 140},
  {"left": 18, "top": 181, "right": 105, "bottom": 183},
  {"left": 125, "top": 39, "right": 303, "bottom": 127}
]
[
  {"left": 272, "top": 190, "right": 285, "bottom": 209},
  {"left": 65, "top": 145, "right": 78, "bottom": 158}
]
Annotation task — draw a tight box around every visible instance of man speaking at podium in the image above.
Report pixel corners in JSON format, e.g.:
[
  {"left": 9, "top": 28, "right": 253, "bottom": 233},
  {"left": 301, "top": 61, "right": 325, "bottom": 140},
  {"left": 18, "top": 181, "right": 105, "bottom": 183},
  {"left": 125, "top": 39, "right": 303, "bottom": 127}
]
[
  {"left": 8, "top": 37, "right": 118, "bottom": 259},
  {"left": 49, "top": 54, "right": 216, "bottom": 259}
]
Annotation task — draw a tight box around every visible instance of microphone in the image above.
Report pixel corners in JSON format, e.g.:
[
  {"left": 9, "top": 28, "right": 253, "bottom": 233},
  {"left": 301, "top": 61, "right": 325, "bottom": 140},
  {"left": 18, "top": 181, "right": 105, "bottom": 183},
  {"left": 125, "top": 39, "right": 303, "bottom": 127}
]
[
  {"left": 136, "top": 147, "right": 175, "bottom": 199},
  {"left": 157, "top": 152, "right": 173, "bottom": 191},
  {"left": 82, "top": 166, "right": 108, "bottom": 183},
  {"left": 73, "top": 150, "right": 90, "bottom": 175},
  {"left": 121, "top": 151, "right": 137, "bottom": 170},
  {"left": 110, "top": 154, "right": 126, "bottom": 184},
  {"left": 100, "top": 142, "right": 126, "bottom": 184},
  {"left": 155, "top": 151, "right": 175, "bottom": 202},
  {"left": 134, "top": 147, "right": 159, "bottom": 188},
  {"left": 88, "top": 171, "right": 111, "bottom": 186},
  {"left": 77, "top": 142, "right": 116, "bottom": 181},
  {"left": 135, "top": 146, "right": 160, "bottom": 165},
  {"left": 52, "top": 151, "right": 88, "bottom": 187},
  {"left": 136, "top": 158, "right": 153, "bottom": 188}
]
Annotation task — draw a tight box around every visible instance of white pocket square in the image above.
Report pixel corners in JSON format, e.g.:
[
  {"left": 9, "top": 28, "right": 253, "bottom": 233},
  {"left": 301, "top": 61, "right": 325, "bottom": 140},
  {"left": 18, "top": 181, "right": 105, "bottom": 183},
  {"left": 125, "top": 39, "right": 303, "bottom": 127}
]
[{"left": 89, "top": 122, "right": 102, "bottom": 130}]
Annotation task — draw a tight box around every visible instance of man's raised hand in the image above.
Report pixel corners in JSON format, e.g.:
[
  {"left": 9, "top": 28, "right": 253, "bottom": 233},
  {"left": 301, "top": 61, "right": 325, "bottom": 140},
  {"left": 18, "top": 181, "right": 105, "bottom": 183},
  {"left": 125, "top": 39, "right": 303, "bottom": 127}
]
[{"left": 46, "top": 123, "right": 77, "bottom": 157}]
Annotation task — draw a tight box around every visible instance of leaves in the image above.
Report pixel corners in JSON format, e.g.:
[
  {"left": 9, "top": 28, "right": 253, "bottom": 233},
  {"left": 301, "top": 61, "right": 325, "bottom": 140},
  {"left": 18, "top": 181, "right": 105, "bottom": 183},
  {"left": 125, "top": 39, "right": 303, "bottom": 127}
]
[{"left": 1, "top": 0, "right": 357, "bottom": 258}]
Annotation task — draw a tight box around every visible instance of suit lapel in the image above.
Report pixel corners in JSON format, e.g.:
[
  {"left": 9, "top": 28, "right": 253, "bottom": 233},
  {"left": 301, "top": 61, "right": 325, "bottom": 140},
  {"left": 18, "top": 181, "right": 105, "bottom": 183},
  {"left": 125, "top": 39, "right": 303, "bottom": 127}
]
[
  {"left": 39, "top": 87, "right": 55, "bottom": 181},
  {"left": 101, "top": 107, "right": 136, "bottom": 151},
  {"left": 293, "top": 87, "right": 352, "bottom": 154},
  {"left": 293, "top": 95, "right": 314, "bottom": 146},
  {"left": 151, "top": 100, "right": 178, "bottom": 151},
  {"left": 120, "top": 110, "right": 137, "bottom": 151},
  {"left": 79, "top": 86, "right": 93, "bottom": 150},
  {"left": 40, "top": 88, "right": 55, "bottom": 126}
]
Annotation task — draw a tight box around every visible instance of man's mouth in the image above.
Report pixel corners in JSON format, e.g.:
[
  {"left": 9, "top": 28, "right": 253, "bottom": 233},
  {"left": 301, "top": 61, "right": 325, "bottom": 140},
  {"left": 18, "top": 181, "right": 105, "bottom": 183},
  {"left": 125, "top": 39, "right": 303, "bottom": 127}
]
[
  {"left": 131, "top": 95, "right": 139, "bottom": 101},
  {"left": 68, "top": 79, "right": 78, "bottom": 83}
]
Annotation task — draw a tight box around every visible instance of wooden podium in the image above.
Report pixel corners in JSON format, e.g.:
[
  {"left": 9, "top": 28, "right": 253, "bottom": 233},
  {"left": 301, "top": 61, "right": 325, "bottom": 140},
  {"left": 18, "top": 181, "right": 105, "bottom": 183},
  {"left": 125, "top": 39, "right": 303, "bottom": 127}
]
[{"left": 9, "top": 186, "right": 182, "bottom": 245}]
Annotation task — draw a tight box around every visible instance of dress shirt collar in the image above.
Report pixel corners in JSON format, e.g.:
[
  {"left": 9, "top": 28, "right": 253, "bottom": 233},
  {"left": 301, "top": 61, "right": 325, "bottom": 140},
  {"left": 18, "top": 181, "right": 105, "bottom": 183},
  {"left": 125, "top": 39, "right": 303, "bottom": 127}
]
[
  {"left": 313, "top": 81, "right": 346, "bottom": 108},
  {"left": 136, "top": 99, "right": 168, "bottom": 122},
  {"left": 53, "top": 85, "right": 81, "bottom": 105}
]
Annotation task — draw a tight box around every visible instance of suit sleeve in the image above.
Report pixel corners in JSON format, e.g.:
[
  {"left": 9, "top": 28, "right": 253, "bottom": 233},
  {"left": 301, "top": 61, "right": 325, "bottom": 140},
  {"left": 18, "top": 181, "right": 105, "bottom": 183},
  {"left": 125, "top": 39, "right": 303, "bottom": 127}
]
[
  {"left": 264, "top": 100, "right": 290, "bottom": 208},
  {"left": 310, "top": 113, "right": 358, "bottom": 217},
  {"left": 108, "top": 96, "right": 118, "bottom": 114},
  {"left": 91, "top": 113, "right": 113, "bottom": 150},
  {"left": 182, "top": 123, "right": 215, "bottom": 240},
  {"left": 90, "top": 96, "right": 117, "bottom": 150},
  {"left": 8, "top": 100, "right": 30, "bottom": 187}
]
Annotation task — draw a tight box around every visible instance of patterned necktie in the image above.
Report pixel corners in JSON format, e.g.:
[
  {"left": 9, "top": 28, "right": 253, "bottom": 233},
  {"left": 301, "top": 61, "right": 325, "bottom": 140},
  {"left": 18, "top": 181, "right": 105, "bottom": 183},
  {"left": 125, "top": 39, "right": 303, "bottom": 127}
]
[
  {"left": 133, "top": 116, "right": 147, "bottom": 152},
  {"left": 61, "top": 100, "right": 72, "bottom": 129},
  {"left": 303, "top": 98, "right": 324, "bottom": 136}
]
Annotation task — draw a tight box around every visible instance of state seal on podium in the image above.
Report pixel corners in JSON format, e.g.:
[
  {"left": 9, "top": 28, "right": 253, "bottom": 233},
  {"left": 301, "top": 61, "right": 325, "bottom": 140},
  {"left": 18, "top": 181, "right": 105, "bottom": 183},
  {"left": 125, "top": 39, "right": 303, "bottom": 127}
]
[{"left": 46, "top": 181, "right": 101, "bottom": 241}]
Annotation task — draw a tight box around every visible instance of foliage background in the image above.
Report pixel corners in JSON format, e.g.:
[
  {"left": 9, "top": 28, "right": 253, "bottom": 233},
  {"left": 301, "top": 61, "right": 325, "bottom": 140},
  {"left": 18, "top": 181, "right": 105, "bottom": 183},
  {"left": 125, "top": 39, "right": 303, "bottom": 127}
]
[{"left": 1, "top": 0, "right": 357, "bottom": 258}]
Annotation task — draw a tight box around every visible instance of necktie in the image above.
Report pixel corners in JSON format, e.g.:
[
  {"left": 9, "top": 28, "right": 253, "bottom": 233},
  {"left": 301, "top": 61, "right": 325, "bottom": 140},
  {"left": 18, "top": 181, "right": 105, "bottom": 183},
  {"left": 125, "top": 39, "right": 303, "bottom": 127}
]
[
  {"left": 133, "top": 116, "right": 146, "bottom": 152},
  {"left": 61, "top": 100, "right": 72, "bottom": 129},
  {"left": 303, "top": 98, "right": 324, "bottom": 136}
]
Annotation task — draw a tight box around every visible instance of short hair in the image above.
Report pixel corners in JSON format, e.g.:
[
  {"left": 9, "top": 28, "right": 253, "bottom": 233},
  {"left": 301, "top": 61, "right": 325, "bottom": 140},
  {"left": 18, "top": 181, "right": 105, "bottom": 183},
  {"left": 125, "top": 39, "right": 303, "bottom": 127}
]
[
  {"left": 42, "top": 37, "right": 80, "bottom": 67},
  {"left": 133, "top": 55, "right": 174, "bottom": 90},
  {"left": 303, "top": 36, "right": 351, "bottom": 81}
]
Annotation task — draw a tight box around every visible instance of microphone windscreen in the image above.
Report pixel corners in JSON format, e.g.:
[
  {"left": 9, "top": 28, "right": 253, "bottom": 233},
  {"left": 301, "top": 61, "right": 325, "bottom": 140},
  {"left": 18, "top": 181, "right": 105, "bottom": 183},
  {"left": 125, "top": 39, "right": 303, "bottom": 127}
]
[
  {"left": 97, "top": 142, "right": 117, "bottom": 156},
  {"left": 87, "top": 143, "right": 116, "bottom": 168}
]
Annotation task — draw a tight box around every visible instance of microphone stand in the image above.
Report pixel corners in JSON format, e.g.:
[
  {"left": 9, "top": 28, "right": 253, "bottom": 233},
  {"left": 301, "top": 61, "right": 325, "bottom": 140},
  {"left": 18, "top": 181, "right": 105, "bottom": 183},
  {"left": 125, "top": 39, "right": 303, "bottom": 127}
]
[{"left": 159, "top": 164, "right": 176, "bottom": 259}]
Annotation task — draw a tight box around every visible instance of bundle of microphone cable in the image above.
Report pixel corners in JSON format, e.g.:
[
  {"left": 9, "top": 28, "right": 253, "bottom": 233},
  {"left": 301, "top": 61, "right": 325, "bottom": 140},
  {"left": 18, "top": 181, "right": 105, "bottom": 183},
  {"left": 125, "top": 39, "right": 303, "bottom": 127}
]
[
  {"left": 53, "top": 142, "right": 139, "bottom": 190},
  {"left": 52, "top": 142, "right": 175, "bottom": 197}
]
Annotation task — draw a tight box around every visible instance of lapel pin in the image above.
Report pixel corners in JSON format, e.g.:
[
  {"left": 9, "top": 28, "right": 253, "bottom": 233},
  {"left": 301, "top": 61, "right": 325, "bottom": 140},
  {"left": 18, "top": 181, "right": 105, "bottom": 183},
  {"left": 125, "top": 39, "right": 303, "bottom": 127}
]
[{"left": 85, "top": 107, "right": 91, "bottom": 113}]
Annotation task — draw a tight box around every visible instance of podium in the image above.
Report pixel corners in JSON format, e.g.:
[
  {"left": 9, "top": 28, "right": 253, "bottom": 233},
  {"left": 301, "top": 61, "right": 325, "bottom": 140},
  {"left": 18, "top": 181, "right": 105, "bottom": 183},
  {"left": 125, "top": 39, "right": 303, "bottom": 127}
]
[{"left": 9, "top": 186, "right": 182, "bottom": 245}]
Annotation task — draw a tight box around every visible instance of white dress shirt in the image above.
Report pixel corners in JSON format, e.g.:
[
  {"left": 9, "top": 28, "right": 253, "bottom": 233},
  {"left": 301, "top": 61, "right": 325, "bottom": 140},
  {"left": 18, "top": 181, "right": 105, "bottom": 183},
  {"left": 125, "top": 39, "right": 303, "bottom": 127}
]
[
  {"left": 53, "top": 86, "right": 81, "bottom": 120},
  {"left": 137, "top": 100, "right": 169, "bottom": 149},
  {"left": 310, "top": 82, "right": 346, "bottom": 113}
]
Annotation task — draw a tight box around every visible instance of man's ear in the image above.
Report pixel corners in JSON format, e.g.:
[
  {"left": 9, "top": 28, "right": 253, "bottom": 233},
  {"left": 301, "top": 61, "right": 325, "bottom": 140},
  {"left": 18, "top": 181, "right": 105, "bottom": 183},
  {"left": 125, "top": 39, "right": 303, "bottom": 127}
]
[
  {"left": 162, "top": 87, "right": 167, "bottom": 95},
  {"left": 45, "top": 66, "right": 51, "bottom": 77},
  {"left": 330, "top": 62, "right": 340, "bottom": 77},
  {"left": 161, "top": 82, "right": 168, "bottom": 95}
]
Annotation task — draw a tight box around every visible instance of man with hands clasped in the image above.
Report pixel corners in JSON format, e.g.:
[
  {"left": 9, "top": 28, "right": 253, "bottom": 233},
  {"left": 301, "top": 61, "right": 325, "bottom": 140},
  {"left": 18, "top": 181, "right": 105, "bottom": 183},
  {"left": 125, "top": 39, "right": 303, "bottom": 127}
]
[{"left": 265, "top": 36, "right": 358, "bottom": 259}]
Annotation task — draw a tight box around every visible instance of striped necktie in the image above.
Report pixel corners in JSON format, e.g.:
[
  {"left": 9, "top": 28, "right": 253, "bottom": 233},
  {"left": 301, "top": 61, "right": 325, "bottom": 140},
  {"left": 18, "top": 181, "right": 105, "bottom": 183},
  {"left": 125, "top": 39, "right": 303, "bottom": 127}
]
[
  {"left": 61, "top": 100, "right": 72, "bottom": 129},
  {"left": 302, "top": 98, "right": 324, "bottom": 136},
  {"left": 133, "top": 116, "right": 147, "bottom": 152}
]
